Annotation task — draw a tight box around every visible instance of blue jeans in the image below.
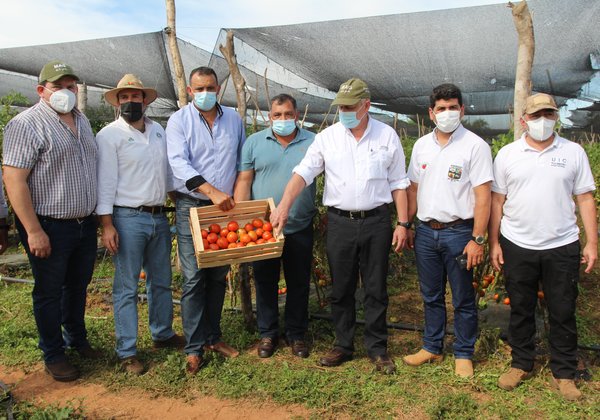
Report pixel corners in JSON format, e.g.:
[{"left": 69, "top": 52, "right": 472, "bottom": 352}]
[
  {"left": 252, "top": 224, "right": 313, "bottom": 341},
  {"left": 414, "top": 222, "right": 477, "bottom": 359},
  {"left": 16, "top": 215, "right": 97, "bottom": 363},
  {"left": 111, "top": 207, "right": 175, "bottom": 359},
  {"left": 176, "top": 194, "right": 229, "bottom": 356}
]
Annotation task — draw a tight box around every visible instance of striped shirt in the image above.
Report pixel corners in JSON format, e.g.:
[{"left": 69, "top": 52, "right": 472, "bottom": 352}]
[{"left": 3, "top": 100, "right": 98, "bottom": 219}]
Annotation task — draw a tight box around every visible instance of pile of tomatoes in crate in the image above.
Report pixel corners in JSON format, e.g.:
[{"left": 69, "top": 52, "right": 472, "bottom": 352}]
[{"left": 201, "top": 218, "right": 276, "bottom": 251}]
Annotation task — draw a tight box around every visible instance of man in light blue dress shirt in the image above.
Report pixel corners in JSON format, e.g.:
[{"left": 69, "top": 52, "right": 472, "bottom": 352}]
[{"left": 166, "top": 66, "right": 245, "bottom": 374}]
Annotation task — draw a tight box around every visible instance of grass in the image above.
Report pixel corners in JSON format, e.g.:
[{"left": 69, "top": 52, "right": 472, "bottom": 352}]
[{"left": 1, "top": 253, "right": 599, "bottom": 418}]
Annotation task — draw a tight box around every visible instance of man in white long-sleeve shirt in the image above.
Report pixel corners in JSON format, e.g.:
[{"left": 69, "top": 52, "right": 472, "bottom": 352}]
[{"left": 96, "top": 74, "right": 184, "bottom": 375}]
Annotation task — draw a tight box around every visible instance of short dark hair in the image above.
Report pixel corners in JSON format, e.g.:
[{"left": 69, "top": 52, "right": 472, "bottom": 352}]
[
  {"left": 270, "top": 93, "right": 297, "bottom": 110},
  {"left": 429, "top": 83, "right": 463, "bottom": 108},
  {"left": 189, "top": 66, "right": 219, "bottom": 85}
]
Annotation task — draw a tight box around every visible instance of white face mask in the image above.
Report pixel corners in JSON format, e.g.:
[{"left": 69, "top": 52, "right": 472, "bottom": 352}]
[
  {"left": 44, "top": 87, "right": 77, "bottom": 114},
  {"left": 526, "top": 117, "right": 556, "bottom": 141},
  {"left": 434, "top": 110, "right": 461, "bottom": 133}
]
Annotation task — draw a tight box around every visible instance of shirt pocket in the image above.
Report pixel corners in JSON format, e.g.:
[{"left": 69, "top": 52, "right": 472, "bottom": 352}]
[{"left": 367, "top": 148, "right": 393, "bottom": 180}]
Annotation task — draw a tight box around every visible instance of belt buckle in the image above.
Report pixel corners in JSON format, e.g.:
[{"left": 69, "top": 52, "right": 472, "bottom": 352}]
[
  {"left": 348, "top": 211, "right": 355, "bottom": 220},
  {"left": 429, "top": 220, "right": 444, "bottom": 230}
]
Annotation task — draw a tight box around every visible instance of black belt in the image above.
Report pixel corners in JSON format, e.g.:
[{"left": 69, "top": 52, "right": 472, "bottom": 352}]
[
  {"left": 421, "top": 218, "right": 473, "bottom": 230},
  {"left": 174, "top": 191, "right": 212, "bottom": 206},
  {"left": 114, "top": 205, "right": 170, "bottom": 214},
  {"left": 328, "top": 205, "right": 387, "bottom": 219},
  {"left": 37, "top": 214, "right": 94, "bottom": 224}
]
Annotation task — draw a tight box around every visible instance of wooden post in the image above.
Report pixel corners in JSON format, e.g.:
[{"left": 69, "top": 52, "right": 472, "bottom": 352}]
[
  {"left": 219, "top": 30, "right": 247, "bottom": 119},
  {"left": 164, "top": 0, "right": 188, "bottom": 107},
  {"left": 509, "top": 1, "right": 535, "bottom": 140}
]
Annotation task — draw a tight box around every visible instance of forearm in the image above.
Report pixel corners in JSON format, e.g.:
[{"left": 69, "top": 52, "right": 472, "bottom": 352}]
[
  {"left": 98, "top": 214, "right": 114, "bottom": 229},
  {"left": 233, "top": 170, "right": 254, "bottom": 202},
  {"left": 472, "top": 182, "right": 492, "bottom": 237},
  {"left": 407, "top": 182, "right": 418, "bottom": 221},
  {"left": 488, "top": 193, "right": 505, "bottom": 245},
  {"left": 392, "top": 189, "right": 408, "bottom": 222},
  {"left": 577, "top": 192, "right": 598, "bottom": 246},
  {"left": 197, "top": 181, "right": 225, "bottom": 198},
  {"left": 4, "top": 181, "right": 41, "bottom": 235},
  {"left": 279, "top": 173, "right": 307, "bottom": 213}
]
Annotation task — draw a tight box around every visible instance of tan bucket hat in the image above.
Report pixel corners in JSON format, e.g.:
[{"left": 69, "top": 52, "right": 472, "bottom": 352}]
[{"left": 104, "top": 74, "right": 158, "bottom": 107}]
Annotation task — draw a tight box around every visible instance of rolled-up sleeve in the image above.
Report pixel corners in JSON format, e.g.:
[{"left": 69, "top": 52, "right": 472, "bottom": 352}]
[
  {"left": 388, "top": 134, "right": 410, "bottom": 191},
  {"left": 293, "top": 134, "right": 325, "bottom": 186}
]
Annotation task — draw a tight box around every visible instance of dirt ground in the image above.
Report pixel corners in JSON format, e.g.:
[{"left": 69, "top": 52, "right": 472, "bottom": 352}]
[{"left": 0, "top": 365, "right": 312, "bottom": 419}]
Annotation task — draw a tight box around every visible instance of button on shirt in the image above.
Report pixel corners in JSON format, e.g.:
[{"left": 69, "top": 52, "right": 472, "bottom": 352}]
[
  {"left": 96, "top": 117, "right": 172, "bottom": 215},
  {"left": 166, "top": 103, "right": 245, "bottom": 199},
  {"left": 240, "top": 127, "right": 316, "bottom": 234},
  {"left": 408, "top": 125, "right": 493, "bottom": 223},
  {"left": 3, "top": 100, "right": 98, "bottom": 219},
  {"left": 293, "top": 118, "right": 409, "bottom": 211},
  {"left": 492, "top": 134, "right": 595, "bottom": 250}
]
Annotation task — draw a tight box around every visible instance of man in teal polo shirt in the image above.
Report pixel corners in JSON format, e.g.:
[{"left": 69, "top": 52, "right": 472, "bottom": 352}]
[{"left": 234, "top": 93, "right": 316, "bottom": 358}]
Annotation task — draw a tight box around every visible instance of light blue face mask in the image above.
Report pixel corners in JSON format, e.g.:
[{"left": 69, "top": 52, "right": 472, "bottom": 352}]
[
  {"left": 272, "top": 119, "right": 297, "bottom": 136},
  {"left": 339, "top": 110, "right": 364, "bottom": 129},
  {"left": 194, "top": 92, "right": 217, "bottom": 111}
]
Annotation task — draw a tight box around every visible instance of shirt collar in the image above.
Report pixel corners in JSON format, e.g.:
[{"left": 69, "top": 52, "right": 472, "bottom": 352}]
[
  {"left": 267, "top": 126, "right": 307, "bottom": 144},
  {"left": 518, "top": 133, "right": 561, "bottom": 152},
  {"left": 432, "top": 124, "right": 465, "bottom": 146}
]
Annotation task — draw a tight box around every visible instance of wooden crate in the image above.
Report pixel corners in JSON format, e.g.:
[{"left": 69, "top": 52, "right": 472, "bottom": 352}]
[{"left": 189, "top": 198, "right": 284, "bottom": 268}]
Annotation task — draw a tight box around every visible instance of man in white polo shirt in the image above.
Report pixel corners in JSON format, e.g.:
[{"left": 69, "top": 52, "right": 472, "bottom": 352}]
[
  {"left": 490, "top": 93, "right": 597, "bottom": 400},
  {"left": 271, "top": 78, "right": 409, "bottom": 374},
  {"left": 97, "top": 74, "right": 184, "bottom": 375},
  {"left": 403, "top": 83, "right": 493, "bottom": 377}
]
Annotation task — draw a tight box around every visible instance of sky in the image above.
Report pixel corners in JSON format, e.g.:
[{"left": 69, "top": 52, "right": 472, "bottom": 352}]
[{"left": 1, "top": 0, "right": 504, "bottom": 52}]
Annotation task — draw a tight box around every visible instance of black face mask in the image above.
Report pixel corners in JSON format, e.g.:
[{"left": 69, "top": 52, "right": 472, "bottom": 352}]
[{"left": 120, "top": 101, "right": 144, "bottom": 123}]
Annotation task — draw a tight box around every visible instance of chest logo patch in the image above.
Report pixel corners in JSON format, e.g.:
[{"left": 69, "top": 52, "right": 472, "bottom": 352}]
[
  {"left": 448, "top": 164, "right": 463, "bottom": 181},
  {"left": 550, "top": 157, "right": 567, "bottom": 168},
  {"left": 127, "top": 137, "right": 135, "bottom": 143},
  {"left": 421, "top": 163, "right": 427, "bottom": 170},
  {"left": 156, "top": 132, "right": 162, "bottom": 138}
]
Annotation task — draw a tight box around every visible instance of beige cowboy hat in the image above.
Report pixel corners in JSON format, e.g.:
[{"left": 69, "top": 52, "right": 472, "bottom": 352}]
[{"left": 104, "top": 74, "right": 158, "bottom": 107}]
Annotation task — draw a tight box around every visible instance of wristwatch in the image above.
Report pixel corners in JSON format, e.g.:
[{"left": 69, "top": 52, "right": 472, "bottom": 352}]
[
  {"left": 472, "top": 235, "right": 485, "bottom": 245},
  {"left": 397, "top": 221, "right": 412, "bottom": 229}
]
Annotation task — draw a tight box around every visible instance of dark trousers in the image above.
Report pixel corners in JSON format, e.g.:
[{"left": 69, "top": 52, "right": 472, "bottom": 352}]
[
  {"left": 252, "top": 224, "right": 313, "bottom": 341},
  {"left": 501, "top": 236, "right": 580, "bottom": 379},
  {"left": 16, "top": 216, "right": 97, "bottom": 363},
  {"left": 326, "top": 207, "right": 392, "bottom": 358}
]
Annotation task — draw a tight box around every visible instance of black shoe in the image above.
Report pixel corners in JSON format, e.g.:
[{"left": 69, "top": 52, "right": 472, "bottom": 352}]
[
  {"left": 371, "top": 353, "right": 396, "bottom": 374},
  {"left": 76, "top": 345, "right": 103, "bottom": 359},
  {"left": 318, "top": 348, "right": 352, "bottom": 367},
  {"left": 290, "top": 340, "right": 309, "bottom": 358},
  {"left": 45, "top": 360, "right": 80, "bottom": 382},
  {"left": 153, "top": 334, "right": 186, "bottom": 349},
  {"left": 257, "top": 337, "right": 277, "bottom": 358}
]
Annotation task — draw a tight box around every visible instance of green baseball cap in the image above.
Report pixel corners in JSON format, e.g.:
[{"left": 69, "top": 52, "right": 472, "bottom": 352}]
[
  {"left": 39, "top": 60, "right": 79, "bottom": 84},
  {"left": 332, "top": 78, "right": 371, "bottom": 106}
]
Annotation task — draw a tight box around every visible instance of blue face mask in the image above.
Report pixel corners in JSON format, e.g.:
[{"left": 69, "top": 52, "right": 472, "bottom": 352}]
[
  {"left": 272, "top": 119, "right": 297, "bottom": 136},
  {"left": 194, "top": 92, "right": 217, "bottom": 111},
  {"left": 339, "top": 109, "right": 364, "bottom": 129}
]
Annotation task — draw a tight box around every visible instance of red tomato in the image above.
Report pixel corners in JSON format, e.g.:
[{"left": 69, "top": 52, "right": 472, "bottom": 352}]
[
  {"left": 262, "top": 222, "right": 273, "bottom": 232},
  {"left": 220, "top": 228, "right": 229, "bottom": 238},
  {"left": 244, "top": 223, "right": 254, "bottom": 232},
  {"left": 240, "top": 234, "right": 251, "bottom": 244},
  {"left": 247, "top": 230, "right": 258, "bottom": 242},
  {"left": 201, "top": 229, "right": 209, "bottom": 239},
  {"left": 226, "top": 231, "right": 238, "bottom": 243},
  {"left": 256, "top": 238, "right": 266, "bottom": 244},
  {"left": 216, "top": 237, "right": 229, "bottom": 249},
  {"left": 202, "top": 238, "right": 209, "bottom": 249},
  {"left": 252, "top": 218, "right": 264, "bottom": 228},
  {"left": 209, "top": 224, "right": 221, "bottom": 234},
  {"left": 262, "top": 231, "right": 273, "bottom": 240},
  {"left": 227, "top": 221, "right": 239, "bottom": 232},
  {"left": 227, "top": 243, "right": 238, "bottom": 249},
  {"left": 207, "top": 232, "right": 218, "bottom": 244},
  {"left": 208, "top": 243, "right": 220, "bottom": 251},
  {"left": 267, "top": 237, "right": 276, "bottom": 243}
]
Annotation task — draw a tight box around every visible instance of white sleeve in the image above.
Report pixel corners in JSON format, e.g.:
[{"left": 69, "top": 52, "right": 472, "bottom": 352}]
[
  {"left": 293, "top": 133, "right": 325, "bottom": 186},
  {"left": 573, "top": 145, "right": 596, "bottom": 195},
  {"left": 492, "top": 148, "right": 508, "bottom": 195},
  {"left": 95, "top": 128, "right": 119, "bottom": 215}
]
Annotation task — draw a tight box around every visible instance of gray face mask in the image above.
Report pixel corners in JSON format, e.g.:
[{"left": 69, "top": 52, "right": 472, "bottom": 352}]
[
  {"left": 120, "top": 101, "right": 144, "bottom": 123},
  {"left": 44, "top": 87, "right": 77, "bottom": 114}
]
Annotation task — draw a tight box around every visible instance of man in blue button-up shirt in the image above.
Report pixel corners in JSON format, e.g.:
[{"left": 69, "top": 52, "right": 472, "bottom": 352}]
[
  {"left": 234, "top": 94, "right": 316, "bottom": 359},
  {"left": 166, "top": 66, "right": 245, "bottom": 374}
]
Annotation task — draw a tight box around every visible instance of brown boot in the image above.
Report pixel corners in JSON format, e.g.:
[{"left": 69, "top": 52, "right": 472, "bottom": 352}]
[
  {"left": 551, "top": 377, "right": 582, "bottom": 401},
  {"left": 318, "top": 348, "right": 352, "bottom": 367},
  {"left": 45, "top": 360, "right": 79, "bottom": 382},
  {"left": 185, "top": 355, "right": 207, "bottom": 375},
  {"left": 402, "top": 349, "right": 443, "bottom": 366},
  {"left": 120, "top": 356, "right": 144, "bottom": 375},
  {"left": 498, "top": 368, "right": 534, "bottom": 390},
  {"left": 455, "top": 359, "right": 474, "bottom": 378}
]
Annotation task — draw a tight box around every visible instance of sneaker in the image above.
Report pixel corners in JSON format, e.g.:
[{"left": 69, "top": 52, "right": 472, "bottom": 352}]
[
  {"left": 153, "top": 334, "right": 186, "bottom": 349},
  {"left": 455, "top": 359, "right": 474, "bottom": 378},
  {"left": 551, "top": 377, "right": 582, "bottom": 401},
  {"left": 402, "top": 349, "right": 444, "bottom": 366},
  {"left": 120, "top": 356, "right": 144, "bottom": 375},
  {"left": 498, "top": 368, "right": 534, "bottom": 390},
  {"left": 45, "top": 360, "right": 79, "bottom": 382}
]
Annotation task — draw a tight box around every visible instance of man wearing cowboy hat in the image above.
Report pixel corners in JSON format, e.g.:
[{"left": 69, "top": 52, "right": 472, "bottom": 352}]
[
  {"left": 96, "top": 74, "right": 184, "bottom": 375},
  {"left": 3, "top": 60, "right": 99, "bottom": 382}
]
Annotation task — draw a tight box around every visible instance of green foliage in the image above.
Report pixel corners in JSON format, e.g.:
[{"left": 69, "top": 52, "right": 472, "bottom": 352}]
[
  {"left": 85, "top": 103, "right": 114, "bottom": 135},
  {"left": 428, "top": 392, "right": 479, "bottom": 419},
  {"left": 13, "top": 399, "right": 85, "bottom": 419},
  {"left": 490, "top": 131, "right": 514, "bottom": 158}
]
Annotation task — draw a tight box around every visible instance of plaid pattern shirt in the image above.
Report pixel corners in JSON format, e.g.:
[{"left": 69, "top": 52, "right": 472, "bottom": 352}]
[{"left": 3, "top": 100, "right": 98, "bottom": 219}]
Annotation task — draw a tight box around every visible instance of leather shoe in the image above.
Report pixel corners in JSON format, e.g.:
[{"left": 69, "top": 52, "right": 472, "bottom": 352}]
[
  {"left": 371, "top": 354, "right": 396, "bottom": 375},
  {"left": 76, "top": 345, "right": 103, "bottom": 359},
  {"left": 153, "top": 334, "right": 186, "bottom": 349},
  {"left": 290, "top": 340, "right": 309, "bottom": 358},
  {"left": 120, "top": 356, "right": 144, "bottom": 375},
  {"left": 45, "top": 360, "right": 80, "bottom": 382},
  {"left": 204, "top": 341, "right": 240, "bottom": 358},
  {"left": 257, "top": 337, "right": 277, "bottom": 358},
  {"left": 318, "top": 348, "right": 352, "bottom": 367},
  {"left": 185, "top": 355, "right": 206, "bottom": 375}
]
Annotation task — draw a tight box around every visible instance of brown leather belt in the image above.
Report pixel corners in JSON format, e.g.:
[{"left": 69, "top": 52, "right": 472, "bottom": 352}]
[{"left": 421, "top": 218, "right": 473, "bottom": 230}]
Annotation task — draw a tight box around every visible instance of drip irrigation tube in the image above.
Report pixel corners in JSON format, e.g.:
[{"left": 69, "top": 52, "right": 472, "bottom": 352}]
[{"left": 2, "top": 276, "right": 599, "bottom": 352}]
